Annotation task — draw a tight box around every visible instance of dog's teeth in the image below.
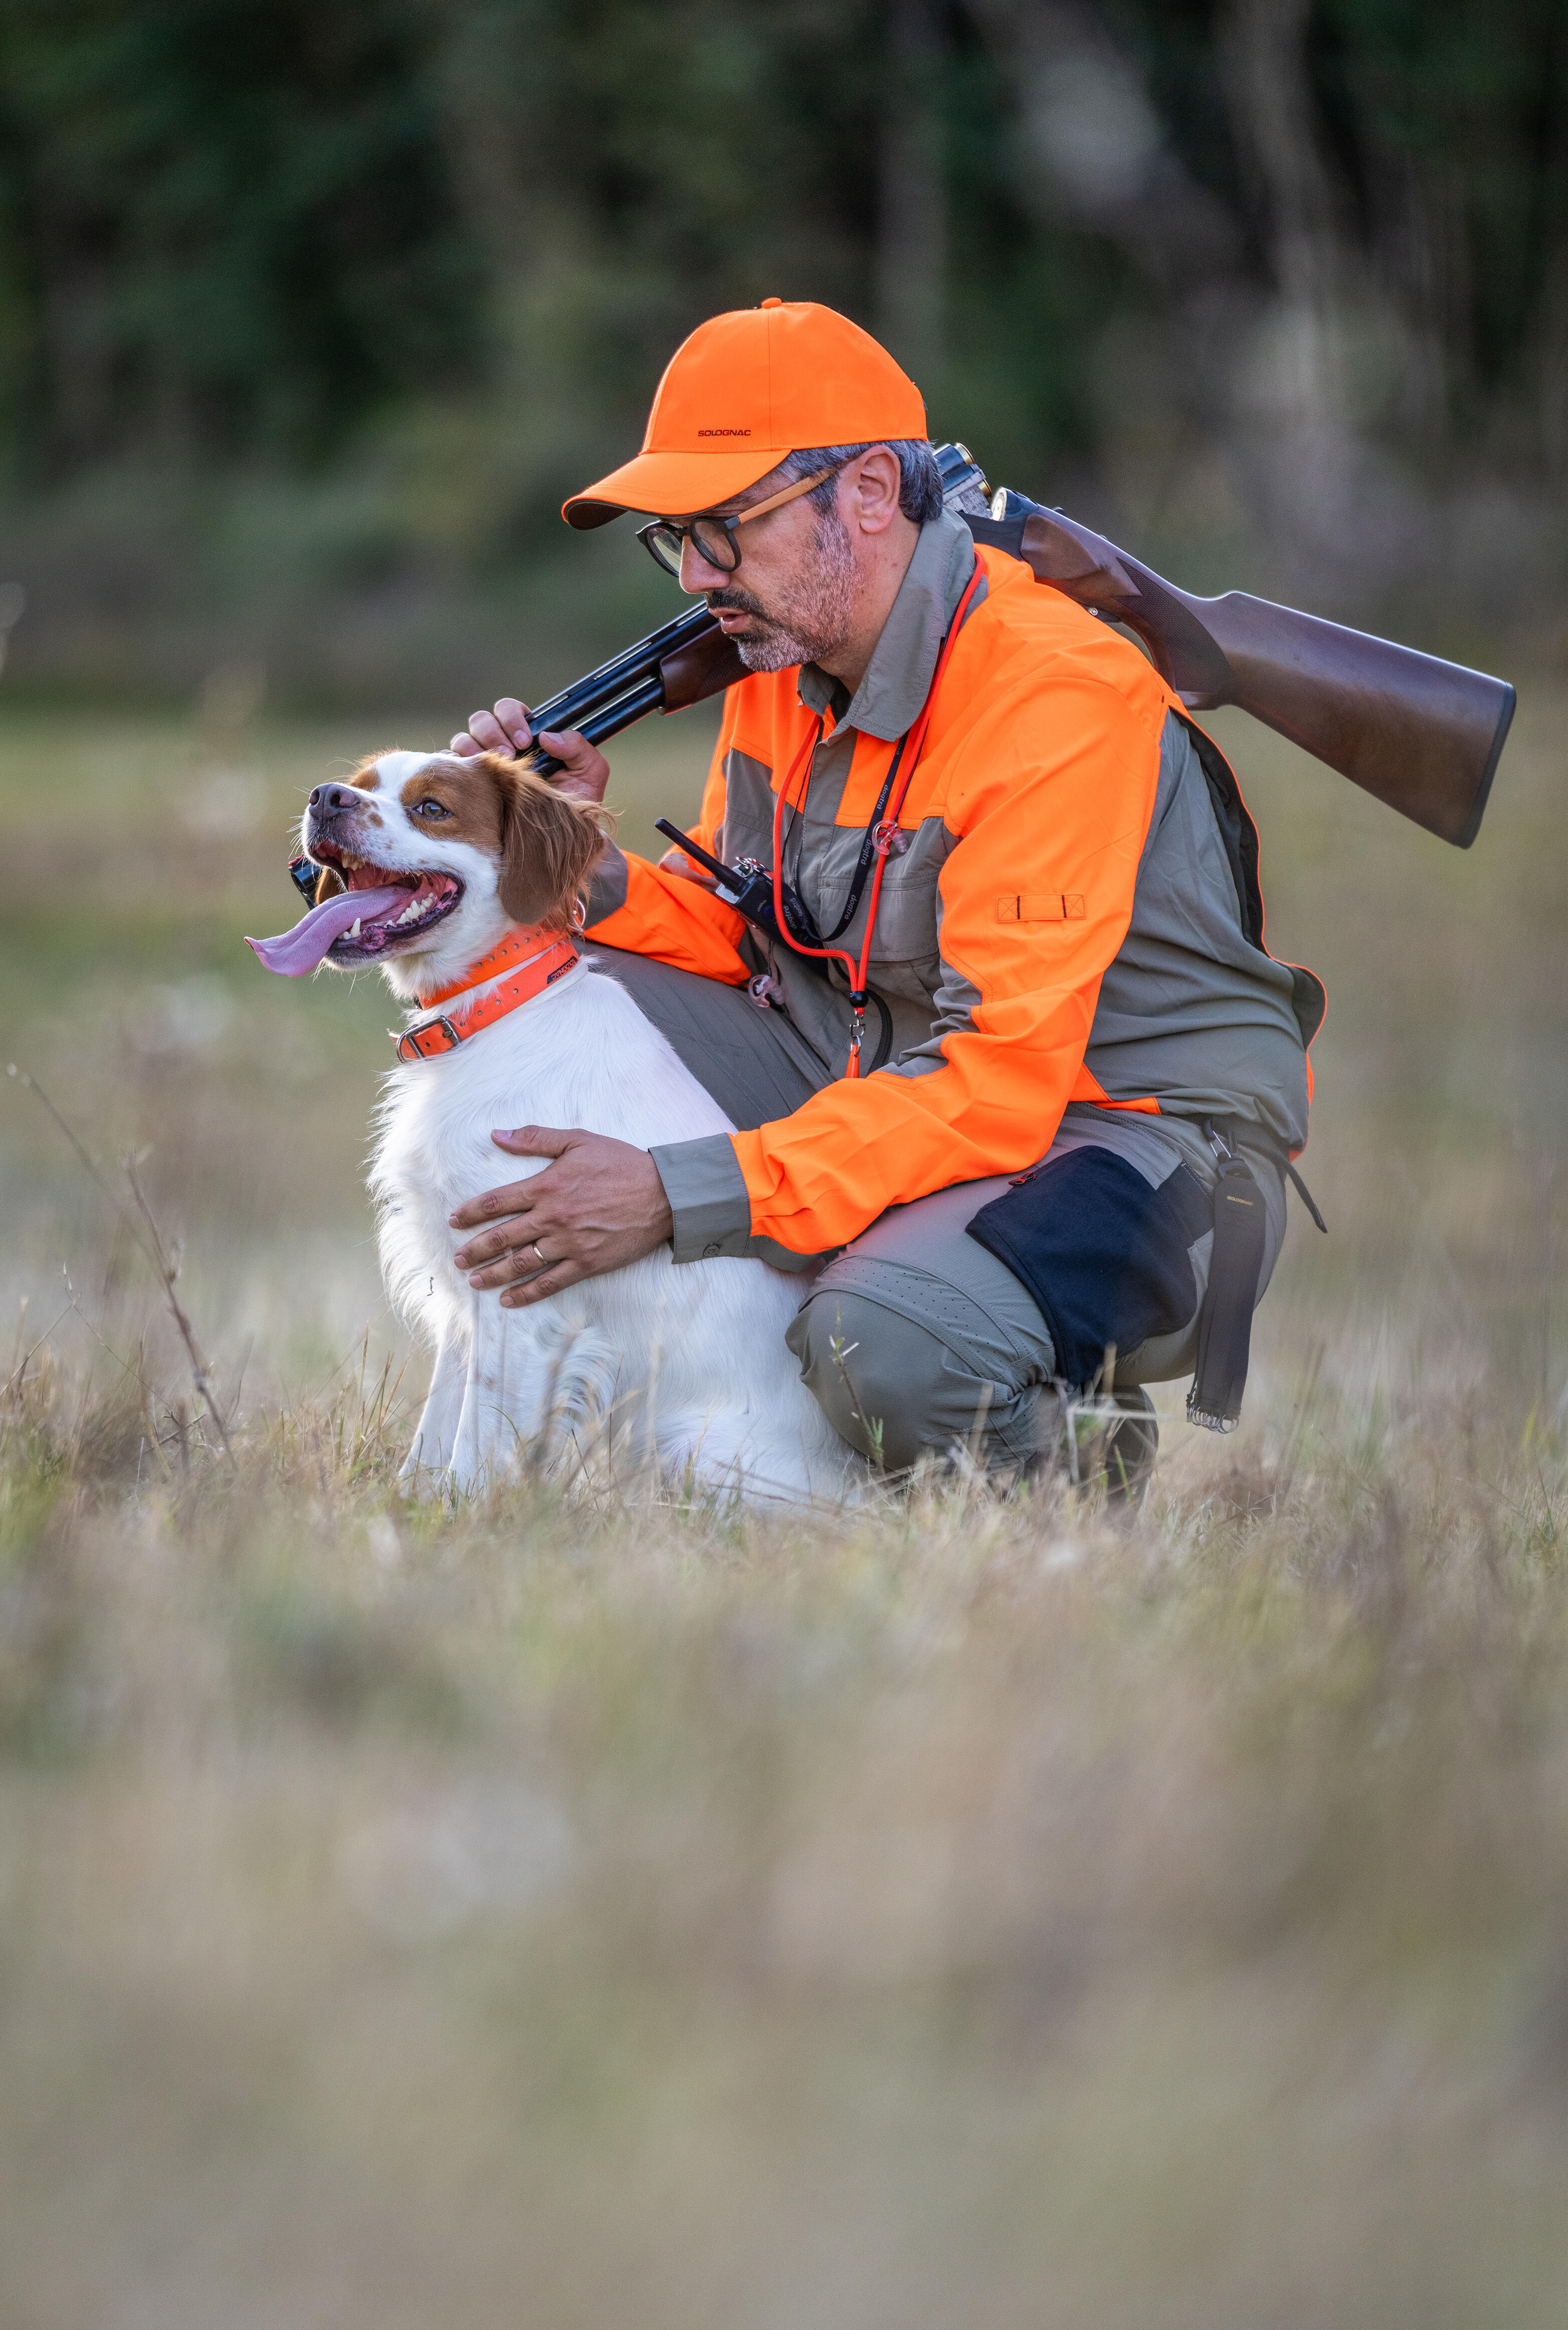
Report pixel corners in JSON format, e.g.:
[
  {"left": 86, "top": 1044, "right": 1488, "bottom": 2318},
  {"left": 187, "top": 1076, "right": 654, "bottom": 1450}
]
[{"left": 348, "top": 918, "right": 362, "bottom": 938}]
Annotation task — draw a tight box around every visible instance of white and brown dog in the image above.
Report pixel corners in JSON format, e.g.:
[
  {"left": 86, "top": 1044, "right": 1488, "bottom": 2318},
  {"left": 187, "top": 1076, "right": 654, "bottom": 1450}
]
[{"left": 247, "top": 750, "right": 851, "bottom": 1505}]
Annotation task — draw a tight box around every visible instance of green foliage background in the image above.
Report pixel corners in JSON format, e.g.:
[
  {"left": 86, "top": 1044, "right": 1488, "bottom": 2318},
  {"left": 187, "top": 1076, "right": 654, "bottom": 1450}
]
[{"left": 0, "top": 0, "right": 1562, "bottom": 702}]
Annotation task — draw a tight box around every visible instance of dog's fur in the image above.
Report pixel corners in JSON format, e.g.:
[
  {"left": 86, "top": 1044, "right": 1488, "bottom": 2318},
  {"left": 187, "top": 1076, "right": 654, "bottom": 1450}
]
[{"left": 300, "top": 748, "right": 852, "bottom": 1504}]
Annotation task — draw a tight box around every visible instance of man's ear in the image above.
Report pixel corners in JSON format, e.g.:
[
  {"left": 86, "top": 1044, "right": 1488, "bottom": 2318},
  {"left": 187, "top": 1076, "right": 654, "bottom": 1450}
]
[
  {"left": 494, "top": 762, "right": 608, "bottom": 930},
  {"left": 846, "top": 444, "right": 904, "bottom": 536}
]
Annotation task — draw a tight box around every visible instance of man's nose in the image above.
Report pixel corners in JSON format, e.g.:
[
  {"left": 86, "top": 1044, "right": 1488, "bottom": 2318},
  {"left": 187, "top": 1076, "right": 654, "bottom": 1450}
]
[
  {"left": 680, "top": 538, "right": 730, "bottom": 593},
  {"left": 308, "top": 783, "right": 358, "bottom": 815}
]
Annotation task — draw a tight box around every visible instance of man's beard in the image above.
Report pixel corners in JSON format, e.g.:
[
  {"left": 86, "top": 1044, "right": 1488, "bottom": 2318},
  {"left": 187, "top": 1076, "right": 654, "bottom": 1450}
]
[{"left": 707, "top": 504, "right": 857, "bottom": 674}]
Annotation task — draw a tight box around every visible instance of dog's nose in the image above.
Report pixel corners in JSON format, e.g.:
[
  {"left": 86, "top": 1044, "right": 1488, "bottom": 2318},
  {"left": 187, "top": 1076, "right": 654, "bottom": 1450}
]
[{"left": 308, "top": 783, "right": 358, "bottom": 816}]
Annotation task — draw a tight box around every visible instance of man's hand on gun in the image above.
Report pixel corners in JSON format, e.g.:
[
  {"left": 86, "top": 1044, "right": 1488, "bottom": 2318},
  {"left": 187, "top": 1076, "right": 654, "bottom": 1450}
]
[{"left": 451, "top": 696, "right": 611, "bottom": 807}]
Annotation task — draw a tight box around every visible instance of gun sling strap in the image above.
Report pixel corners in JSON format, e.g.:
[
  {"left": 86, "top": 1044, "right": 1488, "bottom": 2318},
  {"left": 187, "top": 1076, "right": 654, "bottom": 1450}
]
[{"left": 1188, "top": 1119, "right": 1325, "bottom": 1433}]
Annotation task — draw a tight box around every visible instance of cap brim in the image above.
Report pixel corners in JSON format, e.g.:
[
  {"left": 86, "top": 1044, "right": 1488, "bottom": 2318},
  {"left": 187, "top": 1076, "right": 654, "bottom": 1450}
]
[{"left": 562, "top": 445, "right": 786, "bottom": 530}]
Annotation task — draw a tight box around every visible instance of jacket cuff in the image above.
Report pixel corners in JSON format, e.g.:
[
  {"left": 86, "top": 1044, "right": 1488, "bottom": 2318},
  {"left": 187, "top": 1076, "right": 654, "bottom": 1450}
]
[
  {"left": 583, "top": 844, "right": 629, "bottom": 926},
  {"left": 650, "top": 1133, "right": 821, "bottom": 1273}
]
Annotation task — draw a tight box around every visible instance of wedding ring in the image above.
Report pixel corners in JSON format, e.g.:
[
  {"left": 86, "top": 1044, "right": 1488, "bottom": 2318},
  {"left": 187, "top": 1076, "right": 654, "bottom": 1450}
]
[{"left": 530, "top": 1240, "right": 544, "bottom": 1264}]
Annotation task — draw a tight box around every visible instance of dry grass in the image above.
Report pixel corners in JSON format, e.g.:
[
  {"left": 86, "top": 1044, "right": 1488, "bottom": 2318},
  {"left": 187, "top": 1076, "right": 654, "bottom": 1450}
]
[{"left": 3, "top": 684, "right": 1567, "bottom": 2324}]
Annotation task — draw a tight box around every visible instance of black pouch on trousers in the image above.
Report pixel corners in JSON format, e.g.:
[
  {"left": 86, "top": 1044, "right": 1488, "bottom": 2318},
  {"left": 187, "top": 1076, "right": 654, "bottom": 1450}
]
[{"left": 1186, "top": 1151, "right": 1268, "bottom": 1431}]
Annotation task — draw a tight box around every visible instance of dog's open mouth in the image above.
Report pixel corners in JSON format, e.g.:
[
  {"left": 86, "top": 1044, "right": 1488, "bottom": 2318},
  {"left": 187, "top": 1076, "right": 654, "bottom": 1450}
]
[
  {"left": 246, "top": 848, "right": 464, "bottom": 978},
  {"left": 314, "top": 847, "right": 464, "bottom": 960}
]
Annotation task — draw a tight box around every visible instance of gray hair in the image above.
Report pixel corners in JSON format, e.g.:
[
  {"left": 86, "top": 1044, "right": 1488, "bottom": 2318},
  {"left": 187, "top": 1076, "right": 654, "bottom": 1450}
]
[{"left": 777, "top": 440, "right": 943, "bottom": 526}]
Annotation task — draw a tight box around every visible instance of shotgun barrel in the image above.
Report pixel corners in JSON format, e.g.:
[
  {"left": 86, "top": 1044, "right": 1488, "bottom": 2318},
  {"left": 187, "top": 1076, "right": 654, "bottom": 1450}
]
[{"left": 521, "top": 603, "right": 716, "bottom": 769}]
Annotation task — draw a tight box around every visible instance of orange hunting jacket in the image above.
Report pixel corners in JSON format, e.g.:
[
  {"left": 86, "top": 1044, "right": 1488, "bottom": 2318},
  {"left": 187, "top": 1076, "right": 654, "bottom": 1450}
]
[{"left": 583, "top": 510, "right": 1319, "bottom": 1265}]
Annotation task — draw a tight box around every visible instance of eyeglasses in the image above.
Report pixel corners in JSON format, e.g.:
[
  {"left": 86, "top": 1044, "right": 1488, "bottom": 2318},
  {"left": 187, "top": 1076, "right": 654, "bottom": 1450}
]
[{"left": 636, "top": 464, "right": 842, "bottom": 579}]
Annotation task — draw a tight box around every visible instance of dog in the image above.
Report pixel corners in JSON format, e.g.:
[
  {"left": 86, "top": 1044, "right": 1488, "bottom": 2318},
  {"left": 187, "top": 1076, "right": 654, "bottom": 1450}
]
[{"left": 247, "top": 748, "right": 853, "bottom": 1505}]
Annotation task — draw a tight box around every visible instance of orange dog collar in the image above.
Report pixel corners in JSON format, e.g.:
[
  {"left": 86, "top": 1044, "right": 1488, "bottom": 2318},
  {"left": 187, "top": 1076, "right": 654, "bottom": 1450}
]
[{"left": 392, "top": 924, "right": 580, "bottom": 1063}]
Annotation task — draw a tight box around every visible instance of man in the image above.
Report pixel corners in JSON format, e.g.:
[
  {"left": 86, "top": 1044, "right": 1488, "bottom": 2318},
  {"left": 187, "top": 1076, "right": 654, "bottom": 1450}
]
[{"left": 447, "top": 298, "right": 1318, "bottom": 1473}]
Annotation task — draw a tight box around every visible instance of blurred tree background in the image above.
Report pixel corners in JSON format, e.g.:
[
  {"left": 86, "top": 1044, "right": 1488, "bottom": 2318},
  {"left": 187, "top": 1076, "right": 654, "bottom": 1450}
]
[{"left": 0, "top": 0, "right": 1562, "bottom": 707}]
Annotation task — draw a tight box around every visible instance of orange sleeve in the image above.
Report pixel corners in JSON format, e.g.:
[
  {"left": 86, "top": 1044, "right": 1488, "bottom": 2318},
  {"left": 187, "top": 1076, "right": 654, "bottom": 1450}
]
[
  {"left": 584, "top": 698, "right": 752, "bottom": 985},
  {"left": 730, "top": 673, "right": 1163, "bottom": 1252}
]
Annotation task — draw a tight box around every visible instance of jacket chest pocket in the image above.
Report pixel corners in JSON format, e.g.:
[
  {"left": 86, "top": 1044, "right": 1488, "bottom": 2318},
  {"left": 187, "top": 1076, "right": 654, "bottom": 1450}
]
[
  {"left": 860, "top": 850, "right": 944, "bottom": 968},
  {"left": 788, "top": 813, "right": 948, "bottom": 982}
]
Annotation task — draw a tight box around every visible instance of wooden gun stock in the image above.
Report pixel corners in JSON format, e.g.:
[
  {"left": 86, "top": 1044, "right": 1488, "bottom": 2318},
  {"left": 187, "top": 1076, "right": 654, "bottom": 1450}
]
[
  {"left": 651, "top": 620, "right": 747, "bottom": 720},
  {"left": 970, "top": 500, "right": 1514, "bottom": 847}
]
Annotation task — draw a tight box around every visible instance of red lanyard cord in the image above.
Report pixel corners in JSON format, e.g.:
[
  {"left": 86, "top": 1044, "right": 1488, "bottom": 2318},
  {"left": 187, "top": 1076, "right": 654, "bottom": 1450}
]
[{"left": 769, "top": 564, "right": 984, "bottom": 1078}]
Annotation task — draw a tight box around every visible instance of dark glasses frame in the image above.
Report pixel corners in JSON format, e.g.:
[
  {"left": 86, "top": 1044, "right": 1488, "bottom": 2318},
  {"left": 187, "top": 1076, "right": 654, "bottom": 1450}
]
[{"left": 635, "top": 462, "right": 843, "bottom": 578}]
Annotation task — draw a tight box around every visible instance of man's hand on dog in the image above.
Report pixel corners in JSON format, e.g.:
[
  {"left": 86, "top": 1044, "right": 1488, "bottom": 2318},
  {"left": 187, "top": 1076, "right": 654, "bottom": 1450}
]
[
  {"left": 450, "top": 1129, "right": 674, "bottom": 1307},
  {"left": 451, "top": 698, "right": 611, "bottom": 807}
]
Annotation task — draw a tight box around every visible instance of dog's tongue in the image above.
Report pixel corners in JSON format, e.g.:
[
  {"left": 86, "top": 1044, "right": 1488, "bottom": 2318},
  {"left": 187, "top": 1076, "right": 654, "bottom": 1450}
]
[{"left": 246, "top": 885, "right": 407, "bottom": 976}]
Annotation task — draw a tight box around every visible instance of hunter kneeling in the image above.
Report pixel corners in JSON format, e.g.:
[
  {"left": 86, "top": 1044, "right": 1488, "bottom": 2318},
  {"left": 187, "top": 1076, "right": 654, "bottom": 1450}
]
[{"left": 447, "top": 298, "right": 1319, "bottom": 1480}]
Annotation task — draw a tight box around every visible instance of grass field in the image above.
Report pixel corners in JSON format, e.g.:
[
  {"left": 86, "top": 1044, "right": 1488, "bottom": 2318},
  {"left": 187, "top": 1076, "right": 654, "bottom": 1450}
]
[{"left": 3, "top": 681, "right": 1568, "bottom": 2325}]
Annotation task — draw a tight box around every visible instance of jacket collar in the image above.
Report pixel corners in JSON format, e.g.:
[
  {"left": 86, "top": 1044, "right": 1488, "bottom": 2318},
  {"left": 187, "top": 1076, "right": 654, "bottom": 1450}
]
[{"left": 796, "top": 507, "right": 978, "bottom": 742}]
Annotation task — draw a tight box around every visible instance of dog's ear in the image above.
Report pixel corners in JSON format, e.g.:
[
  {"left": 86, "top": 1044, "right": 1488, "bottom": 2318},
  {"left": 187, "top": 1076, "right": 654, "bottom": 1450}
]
[{"left": 493, "top": 763, "right": 608, "bottom": 931}]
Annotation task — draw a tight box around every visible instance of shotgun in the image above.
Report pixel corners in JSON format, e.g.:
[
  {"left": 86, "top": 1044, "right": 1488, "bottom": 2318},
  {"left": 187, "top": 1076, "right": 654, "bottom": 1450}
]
[{"left": 287, "top": 441, "right": 1513, "bottom": 903}]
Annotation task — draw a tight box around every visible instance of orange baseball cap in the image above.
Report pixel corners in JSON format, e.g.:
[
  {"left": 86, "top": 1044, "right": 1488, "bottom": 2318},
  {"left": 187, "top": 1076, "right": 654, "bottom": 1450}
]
[{"left": 562, "top": 298, "right": 927, "bottom": 529}]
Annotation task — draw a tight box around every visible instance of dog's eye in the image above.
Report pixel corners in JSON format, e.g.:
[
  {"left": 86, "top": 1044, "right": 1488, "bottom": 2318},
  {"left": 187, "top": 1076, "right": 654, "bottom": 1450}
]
[{"left": 413, "top": 798, "right": 451, "bottom": 820}]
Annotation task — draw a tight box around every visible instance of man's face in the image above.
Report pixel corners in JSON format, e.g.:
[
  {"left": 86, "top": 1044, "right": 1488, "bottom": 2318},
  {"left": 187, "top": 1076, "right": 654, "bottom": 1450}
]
[{"left": 672, "top": 469, "right": 858, "bottom": 674}]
